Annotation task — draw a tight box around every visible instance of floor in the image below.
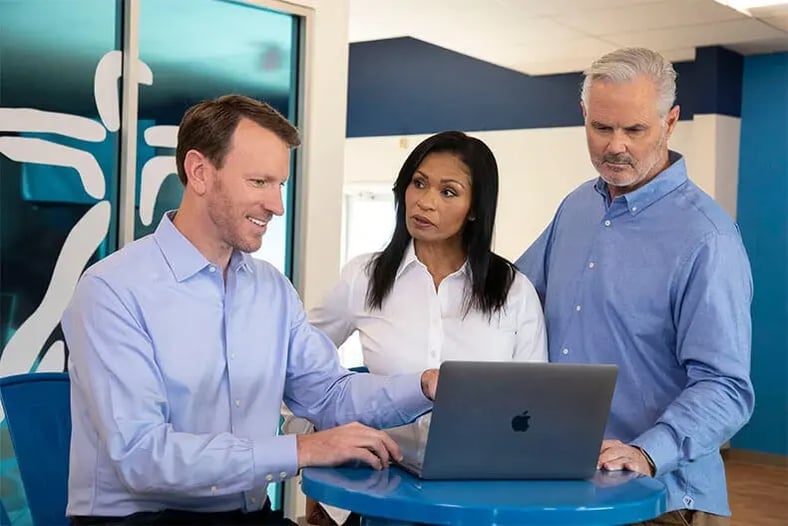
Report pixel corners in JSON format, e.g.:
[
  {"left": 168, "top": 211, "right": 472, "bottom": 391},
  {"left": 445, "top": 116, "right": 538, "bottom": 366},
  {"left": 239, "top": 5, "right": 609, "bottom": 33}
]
[{"left": 726, "top": 454, "right": 788, "bottom": 526}]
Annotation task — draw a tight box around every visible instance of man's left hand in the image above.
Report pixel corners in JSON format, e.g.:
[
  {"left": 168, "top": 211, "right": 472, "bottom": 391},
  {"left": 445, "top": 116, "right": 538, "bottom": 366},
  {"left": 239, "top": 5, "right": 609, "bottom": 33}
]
[
  {"left": 420, "top": 369, "right": 439, "bottom": 400},
  {"left": 598, "top": 440, "right": 654, "bottom": 476}
]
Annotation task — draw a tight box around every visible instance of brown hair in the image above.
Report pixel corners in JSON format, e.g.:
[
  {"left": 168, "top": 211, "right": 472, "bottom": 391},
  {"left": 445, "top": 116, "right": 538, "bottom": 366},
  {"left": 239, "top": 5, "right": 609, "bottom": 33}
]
[{"left": 175, "top": 94, "right": 301, "bottom": 185}]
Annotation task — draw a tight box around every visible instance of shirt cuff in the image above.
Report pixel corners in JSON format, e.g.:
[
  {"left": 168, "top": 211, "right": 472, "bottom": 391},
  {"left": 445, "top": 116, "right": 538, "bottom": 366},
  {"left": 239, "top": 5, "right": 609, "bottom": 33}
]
[
  {"left": 251, "top": 434, "right": 299, "bottom": 487},
  {"left": 390, "top": 373, "right": 433, "bottom": 423},
  {"left": 630, "top": 423, "right": 681, "bottom": 477}
]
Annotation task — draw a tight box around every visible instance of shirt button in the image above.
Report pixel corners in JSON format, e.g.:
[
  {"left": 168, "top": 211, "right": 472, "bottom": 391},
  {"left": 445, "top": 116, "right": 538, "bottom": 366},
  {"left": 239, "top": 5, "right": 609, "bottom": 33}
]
[
  {"left": 230, "top": 353, "right": 236, "bottom": 359},
  {"left": 250, "top": 496, "right": 257, "bottom": 504},
  {"left": 604, "top": 220, "right": 611, "bottom": 227},
  {"left": 588, "top": 262, "right": 595, "bottom": 269},
  {"left": 265, "top": 474, "right": 273, "bottom": 482},
  {"left": 575, "top": 305, "right": 582, "bottom": 311},
  {"left": 234, "top": 399, "right": 241, "bottom": 407},
  {"left": 209, "top": 266, "right": 216, "bottom": 273},
  {"left": 632, "top": 206, "right": 638, "bottom": 212},
  {"left": 279, "top": 471, "right": 288, "bottom": 479},
  {"left": 210, "top": 485, "right": 217, "bottom": 494},
  {"left": 562, "top": 348, "right": 569, "bottom": 355}
]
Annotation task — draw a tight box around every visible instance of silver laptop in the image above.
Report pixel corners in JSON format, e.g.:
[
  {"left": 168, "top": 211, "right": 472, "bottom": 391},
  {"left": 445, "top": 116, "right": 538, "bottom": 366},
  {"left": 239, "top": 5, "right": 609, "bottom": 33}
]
[{"left": 387, "top": 361, "right": 618, "bottom": 480}]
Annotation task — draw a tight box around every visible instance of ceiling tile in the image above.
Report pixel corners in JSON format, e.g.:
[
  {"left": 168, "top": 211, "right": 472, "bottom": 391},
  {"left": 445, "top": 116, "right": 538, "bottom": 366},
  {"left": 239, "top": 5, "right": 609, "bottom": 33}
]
[
  {"left": 499, "top": 38, "right": 618, "bottom": 74},
  {"left": 348, "top": 0, "right": 788, "bottom": 75},
  {"left": 607, "top": 18, "right": 787, "bottom": 49},
  {"left": 761, "top": 14, "right": 788, "bottom": 32},
  {"left": 497, "top": 0, "right": 663, "bottom": 17},
  {"left": 475, "top": 14, "right": 584, "bottom": 43},
  {"left": 556, "top": 0, "right": 745, "bottom": 36}
]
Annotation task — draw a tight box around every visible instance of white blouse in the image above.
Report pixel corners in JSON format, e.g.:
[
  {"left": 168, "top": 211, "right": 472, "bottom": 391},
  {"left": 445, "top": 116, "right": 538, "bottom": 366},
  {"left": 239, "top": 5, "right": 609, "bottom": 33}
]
[{"left": 309, "top": 243, "right": 547, "bottom": 374}]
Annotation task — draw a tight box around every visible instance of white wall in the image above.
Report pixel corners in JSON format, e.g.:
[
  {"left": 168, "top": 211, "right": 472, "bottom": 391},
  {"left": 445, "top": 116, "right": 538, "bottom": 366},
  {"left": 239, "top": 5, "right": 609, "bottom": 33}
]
[
  {"left": 687, "top": 114, "right": 741, "bottom": 219},
  {"left": 276, "top": 1, "right": 350, "bottom": 520},
  {"left": 289, "top": 0, "right": 350, "bottom": 309},
  {"left": 344, "top": 114, "right": 741, "bottom": 262}
]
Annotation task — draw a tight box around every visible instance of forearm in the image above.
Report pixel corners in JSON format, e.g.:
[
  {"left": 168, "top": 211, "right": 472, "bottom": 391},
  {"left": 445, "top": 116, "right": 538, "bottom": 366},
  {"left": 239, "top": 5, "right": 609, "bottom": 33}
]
[
  {"left": 630, "top": 377, "right": 753, "bottom": 476},
  {"left": 106, "top": 424, "right": 298, "bottom": 496},
  {"left": 291, "top": 372, "right": 431, "bottom": 431}
]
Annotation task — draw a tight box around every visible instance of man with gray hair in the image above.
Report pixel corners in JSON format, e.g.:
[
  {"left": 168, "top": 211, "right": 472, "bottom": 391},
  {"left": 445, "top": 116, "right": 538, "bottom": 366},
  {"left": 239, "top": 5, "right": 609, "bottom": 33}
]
[{"left": 516, "top": 48, "right": 753, "bottom": 525}]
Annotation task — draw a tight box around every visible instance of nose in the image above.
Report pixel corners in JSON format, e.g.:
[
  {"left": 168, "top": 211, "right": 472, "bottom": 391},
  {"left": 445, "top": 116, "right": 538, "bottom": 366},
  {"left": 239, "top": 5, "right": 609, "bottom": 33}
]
[
  {"left": 606, "top": 129, "right": 629, "bottom": 155},
  {"left": 416, "top": 189, "right": 438, "bottom": 211},
  {"left": 264, "top": 186, "right": 285, "bottom": 217}
]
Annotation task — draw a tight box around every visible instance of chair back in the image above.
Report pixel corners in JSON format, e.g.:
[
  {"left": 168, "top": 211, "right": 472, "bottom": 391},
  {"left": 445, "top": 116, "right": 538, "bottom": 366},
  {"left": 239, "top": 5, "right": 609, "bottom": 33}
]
[{"left": 0, "top": 372, "right": 70, "bottom": 526}]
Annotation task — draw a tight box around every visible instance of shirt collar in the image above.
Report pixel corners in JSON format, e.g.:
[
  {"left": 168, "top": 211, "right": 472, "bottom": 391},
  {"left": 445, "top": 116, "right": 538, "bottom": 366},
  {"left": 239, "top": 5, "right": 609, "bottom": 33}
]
[
  {"left": 154, "top": 211, "right": 254, "bottom": 282},
  {"left": 394, "top": 240, "right": 470, "bottom": 280},
  {"left": 593, "top": 150, "right": 688, "bottom": 215}
]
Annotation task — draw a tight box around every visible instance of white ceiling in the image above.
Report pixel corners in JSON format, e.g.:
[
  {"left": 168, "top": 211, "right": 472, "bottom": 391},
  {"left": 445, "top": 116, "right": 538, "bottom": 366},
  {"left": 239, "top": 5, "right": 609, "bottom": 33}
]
[{"left": 348, "top": 0, "right": 788, "bottom": 75}]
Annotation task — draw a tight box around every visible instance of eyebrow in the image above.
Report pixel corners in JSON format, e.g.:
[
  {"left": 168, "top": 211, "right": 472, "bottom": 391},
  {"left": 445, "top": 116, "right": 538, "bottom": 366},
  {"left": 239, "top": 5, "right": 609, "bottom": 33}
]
[
  {"left": 245, "top": 173, "right": 287, "bottom": 181},
  {"left": 415, "top": 169, "right": 468, "bottom": 188},
  {"left": 591, "top": 121, "right": 648, "bottom": 129}
]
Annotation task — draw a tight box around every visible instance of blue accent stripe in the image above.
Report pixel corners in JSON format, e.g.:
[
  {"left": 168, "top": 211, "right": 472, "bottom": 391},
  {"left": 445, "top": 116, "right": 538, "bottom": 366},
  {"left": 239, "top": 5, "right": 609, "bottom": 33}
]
[
  {"left": 347, "top": 38, "right": 743, "bottom": 137},
  {"left": 732, "top": 52, "right": 788, "bottom": 455}
]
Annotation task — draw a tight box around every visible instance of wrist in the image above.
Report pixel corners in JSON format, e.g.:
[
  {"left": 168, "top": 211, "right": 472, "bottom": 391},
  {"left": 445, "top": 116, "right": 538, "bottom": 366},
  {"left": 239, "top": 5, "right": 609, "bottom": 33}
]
[
  {"left": 634, "top": 445, "right": 656, "bottom": 476},
  {"left": 296, "top": 434, "right": 310, "bottom": 469},
  {"left": 420, "top": 369, "right": 436, "bottom": 400}
]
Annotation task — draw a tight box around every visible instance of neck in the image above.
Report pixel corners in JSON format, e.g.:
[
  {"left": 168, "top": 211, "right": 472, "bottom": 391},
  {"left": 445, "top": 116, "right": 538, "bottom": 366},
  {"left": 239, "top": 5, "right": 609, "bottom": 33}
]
[
  {"left": 413, "top": 238, "right": 466, "bottom": 289},
  {"left": 172, "top": 196, "right": 233, "bottom": 268}
]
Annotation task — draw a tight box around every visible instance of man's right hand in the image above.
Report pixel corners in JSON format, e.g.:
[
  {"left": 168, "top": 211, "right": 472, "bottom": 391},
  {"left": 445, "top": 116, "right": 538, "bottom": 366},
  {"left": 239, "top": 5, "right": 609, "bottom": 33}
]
[{"left": 296, "top": 422, "right": 402, "bottom": 470}]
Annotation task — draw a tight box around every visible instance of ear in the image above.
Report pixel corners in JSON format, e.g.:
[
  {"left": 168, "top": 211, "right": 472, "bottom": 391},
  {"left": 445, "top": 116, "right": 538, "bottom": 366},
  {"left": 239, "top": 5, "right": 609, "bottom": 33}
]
[
  {"left": 580, "top": 100, "right": 588, "bottom": 121},
  {"left": 183, "top": 150, "right": 211, "bottom": 195},
  {"left": 664, "top": 105, "right": 680, "bottom": 140}
]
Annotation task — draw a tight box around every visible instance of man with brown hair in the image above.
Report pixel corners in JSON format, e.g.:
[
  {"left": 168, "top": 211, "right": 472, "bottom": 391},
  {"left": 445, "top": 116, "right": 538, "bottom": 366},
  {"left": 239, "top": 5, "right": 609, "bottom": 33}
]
[{"left": 62, "top": 95, "right": 439, "bottom": 526}]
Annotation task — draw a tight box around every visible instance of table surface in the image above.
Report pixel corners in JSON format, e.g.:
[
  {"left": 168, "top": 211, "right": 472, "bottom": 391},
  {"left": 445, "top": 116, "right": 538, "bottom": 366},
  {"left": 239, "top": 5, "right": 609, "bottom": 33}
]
[{"left": 301, "top": 466, "right": 667, "bottom": 525}]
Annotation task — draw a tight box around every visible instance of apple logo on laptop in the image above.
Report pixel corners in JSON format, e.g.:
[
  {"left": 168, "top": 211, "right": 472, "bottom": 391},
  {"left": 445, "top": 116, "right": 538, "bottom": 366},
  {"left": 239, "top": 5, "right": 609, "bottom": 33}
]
[{"left": 511, "top": 410, "right": 531, "bottom": 432}]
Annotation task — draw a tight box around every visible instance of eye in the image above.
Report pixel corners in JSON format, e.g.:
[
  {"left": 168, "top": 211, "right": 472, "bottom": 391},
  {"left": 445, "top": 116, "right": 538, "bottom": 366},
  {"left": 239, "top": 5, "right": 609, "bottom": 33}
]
[
  {"left": 593, "top": 123, "right": 613, "bottom": 132},
  {"left": 412, "top": 178, "right": 426, "bottom": 189},
  {"left": 625, "top": 126, "right": 646, "bottom": 135},
  {"left": 442, "top": 187, "right": 458, "bottom": 198},
  {"left": 250, "top": 179, "right": 267, "bottom": 188}
]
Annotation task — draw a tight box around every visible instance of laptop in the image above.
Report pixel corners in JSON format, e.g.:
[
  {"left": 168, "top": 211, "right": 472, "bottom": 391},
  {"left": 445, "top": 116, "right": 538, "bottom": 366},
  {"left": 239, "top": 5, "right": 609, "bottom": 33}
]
[{"left": 387, "top": 360, "right": 618, "bottom": 480}]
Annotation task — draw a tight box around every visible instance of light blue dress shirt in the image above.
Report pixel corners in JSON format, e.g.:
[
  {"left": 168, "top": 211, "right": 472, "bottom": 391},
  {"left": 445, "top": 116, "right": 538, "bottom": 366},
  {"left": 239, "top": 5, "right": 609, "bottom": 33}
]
[
  {"left": 62, "top": 212, "right": 432, "bottom": 517},
  {"left": 516, "top": 152, "right": 754, "bottom": 516}
]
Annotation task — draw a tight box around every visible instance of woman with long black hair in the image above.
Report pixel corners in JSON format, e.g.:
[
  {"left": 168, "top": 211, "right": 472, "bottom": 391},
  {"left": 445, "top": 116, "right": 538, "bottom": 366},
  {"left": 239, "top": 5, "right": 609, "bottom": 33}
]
[
  {"left": 312, "top": 131, "right": 546, "bottom": 374},
  {"left": 304, "top": 131, "right": 547, "bottom": 526}
]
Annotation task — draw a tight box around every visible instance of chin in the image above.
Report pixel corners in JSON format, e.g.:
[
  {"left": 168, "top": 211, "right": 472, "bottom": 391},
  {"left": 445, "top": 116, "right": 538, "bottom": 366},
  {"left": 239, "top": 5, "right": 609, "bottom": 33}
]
[
  {"left": 234, "top": 239, "right": 262, "bottom": 254},
  {"left": 601, "top": 169, "right": 637, "bottom": 188}
]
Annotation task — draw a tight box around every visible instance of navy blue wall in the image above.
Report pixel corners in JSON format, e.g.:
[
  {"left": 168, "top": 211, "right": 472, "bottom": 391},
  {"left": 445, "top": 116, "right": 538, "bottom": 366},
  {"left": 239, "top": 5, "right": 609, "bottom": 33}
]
[
  {"left": 733, "top": 52, "right": 788, "bottom": 456},
  {"left": 347, "top": 38, "right": 742, "bottom": 137}
]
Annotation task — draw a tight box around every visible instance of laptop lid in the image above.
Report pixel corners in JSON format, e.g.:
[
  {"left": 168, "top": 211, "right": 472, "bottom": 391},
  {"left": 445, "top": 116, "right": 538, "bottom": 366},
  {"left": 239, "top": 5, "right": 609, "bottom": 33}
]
[{"left": 412, "top": 361, "right": 618, "bottom": 480}]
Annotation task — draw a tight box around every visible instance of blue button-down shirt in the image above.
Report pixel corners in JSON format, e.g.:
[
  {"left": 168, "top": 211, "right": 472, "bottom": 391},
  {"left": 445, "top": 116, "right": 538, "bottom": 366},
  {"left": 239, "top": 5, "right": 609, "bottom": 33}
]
[
  {"left": 62, "top": 213, "right": 432, "bottom": 517},
  {"left": 516, "top": 152, "right": 754, "bottom": 516}
]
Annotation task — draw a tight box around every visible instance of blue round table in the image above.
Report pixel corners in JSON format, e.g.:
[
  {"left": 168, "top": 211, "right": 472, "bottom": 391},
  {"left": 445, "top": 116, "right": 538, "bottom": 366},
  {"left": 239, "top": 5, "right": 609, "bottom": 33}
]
[{"left": 301, "top": 466, "right": 666, "bottom": 525}]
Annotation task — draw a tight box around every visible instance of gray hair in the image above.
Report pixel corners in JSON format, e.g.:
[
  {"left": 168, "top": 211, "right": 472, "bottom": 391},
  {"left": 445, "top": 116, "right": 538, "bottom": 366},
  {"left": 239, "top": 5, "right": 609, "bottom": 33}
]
[{"left": 581, "top": 47, "right": 677, "bottom": 117}]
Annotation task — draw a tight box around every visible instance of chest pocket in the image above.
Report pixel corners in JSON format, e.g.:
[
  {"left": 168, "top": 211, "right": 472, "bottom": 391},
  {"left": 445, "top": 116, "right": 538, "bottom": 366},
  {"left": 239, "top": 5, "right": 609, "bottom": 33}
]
[{"left": 441, "top": 312, "right": 518, "bottom": 362}]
